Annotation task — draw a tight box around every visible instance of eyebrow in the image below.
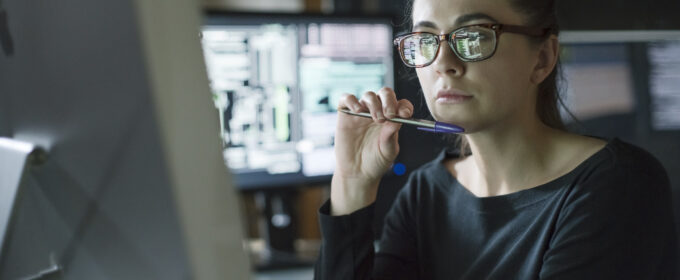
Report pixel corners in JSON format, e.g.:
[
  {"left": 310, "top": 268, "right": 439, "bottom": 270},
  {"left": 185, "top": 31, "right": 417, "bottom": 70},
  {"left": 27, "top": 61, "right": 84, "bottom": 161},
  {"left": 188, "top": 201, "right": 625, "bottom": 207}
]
[{"left": 413, "top": 13, "right": 499, "bottom": 30}]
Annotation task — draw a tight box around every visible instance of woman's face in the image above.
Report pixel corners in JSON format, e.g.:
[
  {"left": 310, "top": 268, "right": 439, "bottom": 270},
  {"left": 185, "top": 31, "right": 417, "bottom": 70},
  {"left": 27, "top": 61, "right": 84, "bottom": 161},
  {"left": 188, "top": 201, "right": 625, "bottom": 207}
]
[{"left": 413, "top": 0, "right": 541, "bottom": 133}]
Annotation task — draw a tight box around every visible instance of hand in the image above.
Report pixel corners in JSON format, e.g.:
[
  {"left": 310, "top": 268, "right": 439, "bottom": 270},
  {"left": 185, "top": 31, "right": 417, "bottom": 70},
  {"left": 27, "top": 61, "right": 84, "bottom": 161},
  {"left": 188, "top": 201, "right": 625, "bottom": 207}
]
[{"left": 331, "top": 87, "right": 414, "bottom": 215}]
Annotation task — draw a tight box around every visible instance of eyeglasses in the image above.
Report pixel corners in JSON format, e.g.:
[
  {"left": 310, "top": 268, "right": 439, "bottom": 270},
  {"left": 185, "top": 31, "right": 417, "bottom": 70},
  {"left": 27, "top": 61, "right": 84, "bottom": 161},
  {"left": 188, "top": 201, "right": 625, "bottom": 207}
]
[{"left": 393, "top": 23, "right": 552, "bottom": 68}]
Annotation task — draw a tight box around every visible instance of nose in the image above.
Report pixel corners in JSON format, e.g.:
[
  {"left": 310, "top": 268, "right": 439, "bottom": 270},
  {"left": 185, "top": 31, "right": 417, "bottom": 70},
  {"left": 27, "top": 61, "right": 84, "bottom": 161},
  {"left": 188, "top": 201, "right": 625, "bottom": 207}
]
[{"left": 431, "top": 40, "right": 465, "bottom": 77}]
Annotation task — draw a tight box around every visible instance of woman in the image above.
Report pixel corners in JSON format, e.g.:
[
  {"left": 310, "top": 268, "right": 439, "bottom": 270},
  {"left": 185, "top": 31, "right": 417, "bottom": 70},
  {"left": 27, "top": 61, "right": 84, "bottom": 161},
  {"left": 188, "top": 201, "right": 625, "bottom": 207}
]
[{"left": 315, "top": 0, "right": 677, "bottom": 278}]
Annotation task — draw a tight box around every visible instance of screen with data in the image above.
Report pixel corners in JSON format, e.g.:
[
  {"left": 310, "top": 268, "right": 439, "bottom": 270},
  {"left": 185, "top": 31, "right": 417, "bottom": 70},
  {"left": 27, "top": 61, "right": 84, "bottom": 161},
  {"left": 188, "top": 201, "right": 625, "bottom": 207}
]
[
  {"left": 201, "top": 13, "right": 394, "bottom": 189},
  {"left": 559, "top": 37, "right": 680, "bottom": 133},
  {"left": 647, "top": 41, "right": 680, "bottom": 131}
]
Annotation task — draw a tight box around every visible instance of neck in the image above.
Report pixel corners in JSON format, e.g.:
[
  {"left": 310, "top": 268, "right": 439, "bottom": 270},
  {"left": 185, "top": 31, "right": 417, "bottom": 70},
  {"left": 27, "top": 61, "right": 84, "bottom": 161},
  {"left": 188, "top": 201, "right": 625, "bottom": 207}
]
[{"left": 463, "top": 116, "right": 562, "bottom": 196}]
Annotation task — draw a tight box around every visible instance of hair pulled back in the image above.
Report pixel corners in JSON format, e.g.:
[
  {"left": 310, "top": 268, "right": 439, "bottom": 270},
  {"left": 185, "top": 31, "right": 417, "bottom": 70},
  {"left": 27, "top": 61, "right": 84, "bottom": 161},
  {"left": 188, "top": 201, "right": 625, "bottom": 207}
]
[{"left": 402, "top": 0, "right": 570, "bottom": 153}]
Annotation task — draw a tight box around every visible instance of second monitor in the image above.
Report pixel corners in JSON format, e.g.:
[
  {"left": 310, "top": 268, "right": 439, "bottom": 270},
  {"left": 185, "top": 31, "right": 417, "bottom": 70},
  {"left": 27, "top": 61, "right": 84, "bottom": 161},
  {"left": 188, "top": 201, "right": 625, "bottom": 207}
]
[{"left": 201, "top": 12, "right": 395, "bottom": 189}]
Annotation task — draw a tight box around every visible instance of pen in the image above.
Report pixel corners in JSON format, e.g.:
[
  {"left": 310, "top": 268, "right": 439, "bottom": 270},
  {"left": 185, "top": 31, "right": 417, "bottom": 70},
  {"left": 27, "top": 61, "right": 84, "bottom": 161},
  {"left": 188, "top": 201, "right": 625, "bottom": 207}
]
[{"left": 339, "top": 109, "right": 465, "bottom": 134}]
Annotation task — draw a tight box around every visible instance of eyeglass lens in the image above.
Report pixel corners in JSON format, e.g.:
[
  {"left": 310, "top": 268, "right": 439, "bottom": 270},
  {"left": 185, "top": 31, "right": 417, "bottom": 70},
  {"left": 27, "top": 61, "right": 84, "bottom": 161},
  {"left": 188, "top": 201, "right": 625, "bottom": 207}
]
[{"left": 400, "top": 26, "right": 497, "bottom": 67}]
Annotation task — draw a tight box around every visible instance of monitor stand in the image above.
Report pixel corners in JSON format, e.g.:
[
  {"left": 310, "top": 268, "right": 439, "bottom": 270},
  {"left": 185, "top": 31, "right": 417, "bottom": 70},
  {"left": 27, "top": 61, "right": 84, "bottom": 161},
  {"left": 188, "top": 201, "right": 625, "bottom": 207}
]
[
  {"left": 253, "top": 190, "right": 315, "bottom": 271},
  {"left": 0, "top": 138, "right": 55, "bottom": 278}
]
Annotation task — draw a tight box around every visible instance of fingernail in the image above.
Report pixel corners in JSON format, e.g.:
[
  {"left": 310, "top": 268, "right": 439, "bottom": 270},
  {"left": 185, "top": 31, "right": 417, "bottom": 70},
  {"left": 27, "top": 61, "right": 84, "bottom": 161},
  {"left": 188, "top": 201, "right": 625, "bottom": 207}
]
[{"left": 387, "top": 109, "right": 395, "bottom": 117}]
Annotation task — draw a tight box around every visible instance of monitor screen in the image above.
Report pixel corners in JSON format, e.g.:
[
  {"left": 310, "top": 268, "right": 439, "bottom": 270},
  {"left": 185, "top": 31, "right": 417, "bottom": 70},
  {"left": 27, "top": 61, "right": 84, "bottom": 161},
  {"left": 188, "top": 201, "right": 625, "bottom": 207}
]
[
  {"left": 560, "top": 42, "right": 636, "bottom": 121},
  {"left": 647, "top": 41, "right": 680, "bottom": 131},
  {"left": 201, "top": 12, "right": 394, "bottom": 189},
  {"left": 558, "top": 31, "right": 680, "bottom": 136},
  {"left": 0, "top": 0, "right": 250, "bottom": 278}
]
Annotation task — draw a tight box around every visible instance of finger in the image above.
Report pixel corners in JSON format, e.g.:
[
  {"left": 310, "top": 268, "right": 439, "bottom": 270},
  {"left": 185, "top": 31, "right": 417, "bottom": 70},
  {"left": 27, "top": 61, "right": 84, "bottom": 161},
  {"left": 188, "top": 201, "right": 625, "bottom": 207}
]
[
  {"left": 359, "top": 91, "right": 385, "bottom": 122},
  {"left": 379, "top": 121, "right": 402, "bottom": 158},
  {"left": 396, "top": 99, "right": 415, "bottom": 118},
  {"left": 377, "top": 87, "right": 399, "bottom": 119},
  {"left": 337, "top": 93, "right": 363, "bottom": 112}
]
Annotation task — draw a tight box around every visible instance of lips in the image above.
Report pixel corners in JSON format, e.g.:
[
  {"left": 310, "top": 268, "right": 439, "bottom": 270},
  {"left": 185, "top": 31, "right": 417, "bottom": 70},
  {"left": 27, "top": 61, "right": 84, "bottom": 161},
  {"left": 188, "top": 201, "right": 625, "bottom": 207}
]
[{"left": 436, "top": 89, "right": 472, "bottom": 104}]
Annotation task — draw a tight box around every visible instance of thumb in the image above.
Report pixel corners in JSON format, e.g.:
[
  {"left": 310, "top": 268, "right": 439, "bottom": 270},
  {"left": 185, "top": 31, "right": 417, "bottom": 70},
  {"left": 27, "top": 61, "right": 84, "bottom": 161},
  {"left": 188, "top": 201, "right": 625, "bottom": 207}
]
[{"left": 378, "top": 121, "right": 401, "bottom": 159}]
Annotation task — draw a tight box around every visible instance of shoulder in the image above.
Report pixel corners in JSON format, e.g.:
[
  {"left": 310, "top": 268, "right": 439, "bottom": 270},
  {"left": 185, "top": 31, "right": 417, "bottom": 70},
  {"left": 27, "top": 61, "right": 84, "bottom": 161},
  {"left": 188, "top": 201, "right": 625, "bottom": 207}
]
[
  {"left": 543, "top": 140, "right": 677, "bottom": 279},
  {"left": 594, "top": 138, "right": 668, "bottom": 183},
  {"left": 607, "top": 138, "right": 665, "bottom": 167},
  {"left": 567, "top": 138, "right": 671, "bottom": 210}
]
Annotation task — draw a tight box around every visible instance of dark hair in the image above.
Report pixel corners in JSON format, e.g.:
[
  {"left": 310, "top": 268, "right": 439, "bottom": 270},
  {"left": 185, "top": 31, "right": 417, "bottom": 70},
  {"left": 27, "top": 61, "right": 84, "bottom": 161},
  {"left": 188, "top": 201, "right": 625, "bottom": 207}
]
[
  {"left": 401, "top": 0, "right": 575, "bottom": 155},
  {"left": 511, "top": 0, "right": 568, "bottom": 130}
]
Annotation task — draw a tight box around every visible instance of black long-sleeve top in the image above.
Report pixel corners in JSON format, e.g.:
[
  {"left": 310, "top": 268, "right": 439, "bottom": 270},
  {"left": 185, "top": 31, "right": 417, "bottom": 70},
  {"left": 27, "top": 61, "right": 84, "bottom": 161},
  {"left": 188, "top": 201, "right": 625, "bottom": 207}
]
[{"left": 315, "top": 138, "right": 677, "bottom": 279}]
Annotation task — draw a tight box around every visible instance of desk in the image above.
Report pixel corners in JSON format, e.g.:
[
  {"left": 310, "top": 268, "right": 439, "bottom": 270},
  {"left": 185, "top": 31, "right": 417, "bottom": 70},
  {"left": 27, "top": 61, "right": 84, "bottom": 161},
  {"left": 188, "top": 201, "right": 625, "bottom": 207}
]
[{"left": 255, "top": 267, "right": 314, "bottom": 280}]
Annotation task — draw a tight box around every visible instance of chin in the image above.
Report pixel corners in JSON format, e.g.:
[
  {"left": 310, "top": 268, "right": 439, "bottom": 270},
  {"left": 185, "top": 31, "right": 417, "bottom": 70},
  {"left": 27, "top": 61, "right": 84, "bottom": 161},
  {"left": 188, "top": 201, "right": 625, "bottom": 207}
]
[{"left": 432, "top": 109, "right": 467, "bottom": 124}]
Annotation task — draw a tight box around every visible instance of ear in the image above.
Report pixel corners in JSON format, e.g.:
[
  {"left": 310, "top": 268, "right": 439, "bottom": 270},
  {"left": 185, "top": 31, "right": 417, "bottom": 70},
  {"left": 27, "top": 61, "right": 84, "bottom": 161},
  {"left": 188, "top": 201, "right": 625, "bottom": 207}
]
[{"left": 530, "top": 35, "right": 559, "bottom": 84}]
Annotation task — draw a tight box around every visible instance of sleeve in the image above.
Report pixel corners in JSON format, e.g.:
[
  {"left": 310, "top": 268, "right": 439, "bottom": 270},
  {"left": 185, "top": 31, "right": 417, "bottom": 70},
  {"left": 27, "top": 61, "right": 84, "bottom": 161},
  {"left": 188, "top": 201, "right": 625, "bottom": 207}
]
[
  {"left": 314, "top": 200, "right": 376, "bottom": 280},
  {"left": 539, "top": 152, "right": 678, "bottom": 279},
  {"left": 314, "top": 175, "right": 422, "bottom": 280},
  {"left": 373, "top": 181, "right": 421, "bottom": 279}
]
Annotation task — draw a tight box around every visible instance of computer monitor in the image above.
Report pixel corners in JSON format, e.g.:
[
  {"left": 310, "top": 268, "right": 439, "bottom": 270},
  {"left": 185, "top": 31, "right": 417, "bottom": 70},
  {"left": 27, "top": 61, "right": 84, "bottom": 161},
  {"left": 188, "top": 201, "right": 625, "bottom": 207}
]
[
  {"left": 647, "top": 40, "right": 680, "bottom": 131},
  {"left": 560, "top": 42, "right": 636, "bottom": 121},
  {"left": 201, "top": 12, "right": 395, "bottom": 190},
  {"left": 0, "top": 0, "right": 250, "bottom": 279},
  {"left": 558, "top": 31, "right": 680, "bottom": 137}
]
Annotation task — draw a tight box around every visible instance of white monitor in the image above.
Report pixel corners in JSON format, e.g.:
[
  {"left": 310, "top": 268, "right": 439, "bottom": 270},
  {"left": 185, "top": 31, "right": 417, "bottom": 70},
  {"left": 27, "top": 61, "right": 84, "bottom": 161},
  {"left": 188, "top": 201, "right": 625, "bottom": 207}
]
[{"left": 0, "top": 0, "right": 250, "bottom": 279}]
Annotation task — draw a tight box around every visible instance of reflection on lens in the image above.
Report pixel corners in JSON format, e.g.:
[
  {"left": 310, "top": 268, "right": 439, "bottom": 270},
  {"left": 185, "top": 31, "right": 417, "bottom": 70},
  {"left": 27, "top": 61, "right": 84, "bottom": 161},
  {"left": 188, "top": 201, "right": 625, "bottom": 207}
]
[
  {"left": 402, "top": 34, "right": 438, "bottom": 66},
  {"left": 419, "top": 36, "right": 438, "bottom": 61},
  {"left": 453, "top": 27, "right": 495, "bottom": 61},
  {"left": 456, "top": 31, "right": 483, "bottom": 59}
]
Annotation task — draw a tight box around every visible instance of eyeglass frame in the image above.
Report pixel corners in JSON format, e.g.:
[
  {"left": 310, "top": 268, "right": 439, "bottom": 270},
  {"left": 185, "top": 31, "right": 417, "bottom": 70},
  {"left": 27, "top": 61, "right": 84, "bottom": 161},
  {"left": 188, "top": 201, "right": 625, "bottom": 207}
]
[{"left": 393, "top": 23, "right": 554, "bottom": 67}]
